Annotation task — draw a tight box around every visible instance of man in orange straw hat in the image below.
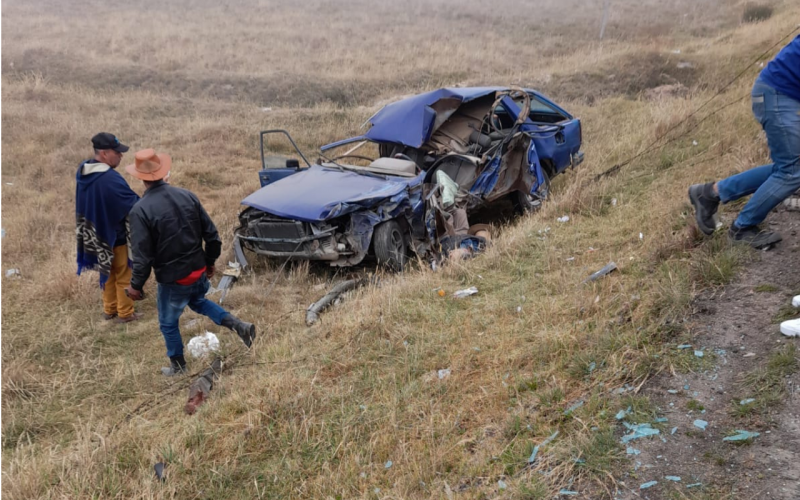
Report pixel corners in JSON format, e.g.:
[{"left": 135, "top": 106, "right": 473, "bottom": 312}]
[{"left": 124, "top": 149, "right": 256, "bottom": 376}]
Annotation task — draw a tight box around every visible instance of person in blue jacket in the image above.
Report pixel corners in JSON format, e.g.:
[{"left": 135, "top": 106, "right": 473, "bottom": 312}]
[
  {"left": 75, "top": 133, "right": 141, "bottom": 322},
  {"left": 689, "top": 35, "right": 800, "bottom": 248}
]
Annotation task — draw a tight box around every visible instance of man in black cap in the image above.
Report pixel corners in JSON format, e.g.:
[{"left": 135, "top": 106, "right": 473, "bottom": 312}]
[{"left": 75, "top": 133, "right": 142, "bottom": 323}]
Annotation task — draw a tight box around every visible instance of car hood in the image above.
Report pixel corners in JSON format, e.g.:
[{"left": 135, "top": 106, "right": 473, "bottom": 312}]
[{"left": 241, "top": 165, "right": 422, "bottom": 222}]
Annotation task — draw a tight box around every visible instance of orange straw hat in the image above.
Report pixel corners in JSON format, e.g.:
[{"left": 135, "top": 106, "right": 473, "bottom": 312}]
[{"left": 125, "top": 148, "right": 171, "bottom": 181}]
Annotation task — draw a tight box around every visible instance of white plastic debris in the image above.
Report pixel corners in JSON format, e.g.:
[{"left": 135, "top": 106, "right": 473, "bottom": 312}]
[
  {"left": 611, "top": 198, "right": 617, "bottom": 206},
  {"left": 498, "top": 480, "right": 508, "bottom": 490},
  {"left": 781, "top": 319, "right": 800, "bottom": 338},
  {"left": 639, "top": 232, "right": 644, "bottom": 241},
  {"left": 5, "top": 269, "right": 21, "bottom": 278},
  {"left": 261, "top": 107, "right": 273, "bottom": 112},
  {"left": 437, "top": 369, "right": 451, "bottom": 380},
  {"left": 187, "top": 331, "right": 220, "bottom": 358},
  {"left": 671, "top": 49, "right": 681, "bottom": 54},
  {"left": 792, "top": 295, "right": 800, "bottom": 308},
  {"left": 557, "top": 215, "right": 570, "bottom": 223},
  {"left": 692, "top": 140, "right": 698, "bottom": 146},
  {"left": 452, "top": 287, "right": 478, "bottom": 299}
]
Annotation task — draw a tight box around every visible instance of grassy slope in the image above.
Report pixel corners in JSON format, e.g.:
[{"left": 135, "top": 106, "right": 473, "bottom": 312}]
[{"left": 2, "top": 0, "right": 798, "bottom": 497}]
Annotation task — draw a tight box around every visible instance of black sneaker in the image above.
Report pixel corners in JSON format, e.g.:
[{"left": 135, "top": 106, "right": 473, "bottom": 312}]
[
  {"left": 688, "top": 183, "right": 720, "bottom": 235},
  {"left": 161, "top": 355, "right": 188, "bottom": 377},
  {"left": 728, "top": 224, "right": 782, "bottom": 249}
]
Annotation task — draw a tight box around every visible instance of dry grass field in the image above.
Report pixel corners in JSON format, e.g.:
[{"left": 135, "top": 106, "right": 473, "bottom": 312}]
[{"left": 2, "top": 0, "right": 799, "bottom": 498}]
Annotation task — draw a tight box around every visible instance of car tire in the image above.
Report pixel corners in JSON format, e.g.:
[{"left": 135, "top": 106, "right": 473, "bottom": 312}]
[
  {"left": 512, "top": 170, "right": 551, "bottom": 214},
  {"left": 373, "top": 220, "right": 408, "bottom": 271}
]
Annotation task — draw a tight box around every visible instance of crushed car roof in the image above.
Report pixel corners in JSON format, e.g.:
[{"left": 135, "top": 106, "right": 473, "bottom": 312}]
[{"left": 323, "top": 87, "right": 512, "bottom": 150}]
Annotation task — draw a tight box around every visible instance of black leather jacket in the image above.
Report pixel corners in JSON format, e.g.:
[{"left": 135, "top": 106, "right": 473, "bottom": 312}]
[{"left": 129, "top": 181, "right": 221, "bottom": 290}]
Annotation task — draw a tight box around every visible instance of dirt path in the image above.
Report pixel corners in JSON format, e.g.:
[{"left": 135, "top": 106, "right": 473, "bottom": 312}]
[{"left": 614, "top": 208, "right": 800, "bottom": 499}]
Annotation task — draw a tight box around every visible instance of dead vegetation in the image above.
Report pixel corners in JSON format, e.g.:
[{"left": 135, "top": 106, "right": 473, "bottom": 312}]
[{"left": 2, "top": 0, "right": 800, "bottom": 498}]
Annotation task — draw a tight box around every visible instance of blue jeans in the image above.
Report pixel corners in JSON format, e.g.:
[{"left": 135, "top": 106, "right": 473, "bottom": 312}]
[
  {"left": 157, "top": 275, "right": 229, "bottom": 359},
  {"left": 717, "top": 79, "right": 800, "bottom": 228}
]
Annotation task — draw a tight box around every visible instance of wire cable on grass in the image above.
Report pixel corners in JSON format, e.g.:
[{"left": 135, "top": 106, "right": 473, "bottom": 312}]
[{"left": 593, "top": 25, "right": 800, "bottom": 181}]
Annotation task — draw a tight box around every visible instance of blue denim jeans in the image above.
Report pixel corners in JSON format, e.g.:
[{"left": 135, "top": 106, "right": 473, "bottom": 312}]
[
  {"left": 157, "top": 275, "right": 229, "bottom": 358},
  {"left": 716, "top": 78, "right": 800, "bottom": 228}
]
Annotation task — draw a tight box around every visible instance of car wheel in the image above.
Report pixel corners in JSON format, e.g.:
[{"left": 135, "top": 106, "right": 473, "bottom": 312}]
[
  {"left": 512, "top": 170, "right": 551, "bottom": 214},
  {"left": 373, "top": 220, "right": 408, "bottom": 271}
]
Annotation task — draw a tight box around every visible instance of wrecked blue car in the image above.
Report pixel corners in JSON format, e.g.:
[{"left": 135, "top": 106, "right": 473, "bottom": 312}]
[{"left": 236, "top": 87, "right": 583, "bottom": 269}]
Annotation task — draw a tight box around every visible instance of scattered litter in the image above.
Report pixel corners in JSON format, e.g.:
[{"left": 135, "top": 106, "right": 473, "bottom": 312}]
[
  {"left": 694, "top": 350, "right": 704, "bottom": 358},
  {"left": 692, "top": 140, "right": 698, "bottom": 146},
  {"left": 527, "top": 431, "right": 559, "bottom": 464},
  {"left": 437, "top": 369, "right": 451, "bottom": 380},
  {"left": 686, "top": 483, "right": 702, "bottom": 489},
  {"left": 186, "top": 332, "right": 220, "bottom": 359},
  {"left": 572, "top": 458, "right": 586, "bottom": 464},
  {"left": 639, "top": 232, "right": 643, "bottom": 241},
  {"left": 384, "top": 460, "right": 393, "bottom": 469},
  {"left": 723, "top": 430, "right": 760, "bottom": 442},
  {"left": 640, "top": 481, "right": 658, "bottom": 490},
  {"left": 184, "top": 357, "right": 222, "bottom": 415},
  {"left": 677, "top": 344, "right": 692, "bottom": 349},
  {"left": 667, "top": 389, "right": 678, "bottom": 394},
  {"left": 559, "top": 490, "right": 578, "bottom": 496},
  {"left": 654, "top": 417, "right": 668, "bottom": 423},
  {"left": 781, "top": 318, "right": 800, "bottom": 337},
  {"left": 566, "top": 257, "right": 575, "bottom": 262},
  {"left": 557, "top": 215, "right": 570, "bottom": 223},
  {"left": 154, "top": 462, "right": 165, "bottom": 481},
  {"left": 671, "top": 427, "right": 678, "bottom": 435},
  {"left": 360, "top": 472, "right": 367, "bottom": 479},
  {"left": 588, "top": 362, "right": 596, "bottom": 373},
  {"left": 693, "top": 419, "right": 708, "bottom": 430},
  {"left": 792, "top": 295, "right": 800, "bottom": 308},
  {"left": 740, "top": 398, "right": 756, "bottom": 405},
  {"left": 564, "top": 400, "right": 584, "bottom": 415},
  {"left": 307, "top": 278, "right": 366, "bottom": 326},
  {"left": 743, "top": 352, "right": 756, "bottom": 357},
  {"left": 1, "top": 228, "right": 5, "bottom": 238},
  {"left": 615, "top": 409, "right": 627, "bottom": 420},
  {"left": 374, "top": 488, "right": 381, "bottom": 494},
  {"left": 260, "top": 107, "right": 273, "bottom": 112},
  {"left": 621, "top": 423, "right": 660, "bottom": 443},
  {"left": 453, "top": 287, "right": 479, "bottom": 299},
  {"left": 584, "top": 262, "right": 617, "bottom": 283},
  {"left": 5, "top": 269, "right": 21, "bottom": 279},
  {"left": 671, "top": 49, "right": 681, "bottom": 54},
  {"left": 516, "top": 306, "right": 522, "bottom": 313},
  {"left": 684, "top": 384, "right": 690, "bottom": 390},
  {"left": 626, "top": 447, "right": 641, "bottom": 455},
  {"left": 678, "top": 62, "right": 694, "bottom": 69},
  {"left": 498, "top": 480, "right": 508, "bottom": 490},
  {"left": 359, "top": 405, "right": 367, "bottom": 411},
  {"left": 611, "top": 198, "right": 617, "bottom": 206},
  {"left": 665, "top": 476, "right": 681, "bottom": 482}
]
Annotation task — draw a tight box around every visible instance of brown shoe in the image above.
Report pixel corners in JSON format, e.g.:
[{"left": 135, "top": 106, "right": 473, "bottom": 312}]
[
  {"left": 103, "top": 313, "right": 118, "bottom": 321},
  {"left": 115, "top": 312, "right": 142, "bottom": 324}
]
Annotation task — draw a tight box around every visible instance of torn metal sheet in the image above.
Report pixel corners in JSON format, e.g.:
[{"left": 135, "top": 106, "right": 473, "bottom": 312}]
[
  {"left": 306, "top": 279, "right": 366, "bottom": 326},
  {"left": 584, "top": 262, "right": 618, "bottom": 283}
]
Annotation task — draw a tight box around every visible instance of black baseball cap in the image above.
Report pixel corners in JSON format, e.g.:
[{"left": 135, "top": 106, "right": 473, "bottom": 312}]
[{"left": 91, "top": 133, "right": 129, "bottom": 153}]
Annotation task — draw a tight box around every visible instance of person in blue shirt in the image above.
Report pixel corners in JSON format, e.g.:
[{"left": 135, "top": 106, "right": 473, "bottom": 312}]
[{"left": 689, "top": 35, "right": 800, "bottom": 248}]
